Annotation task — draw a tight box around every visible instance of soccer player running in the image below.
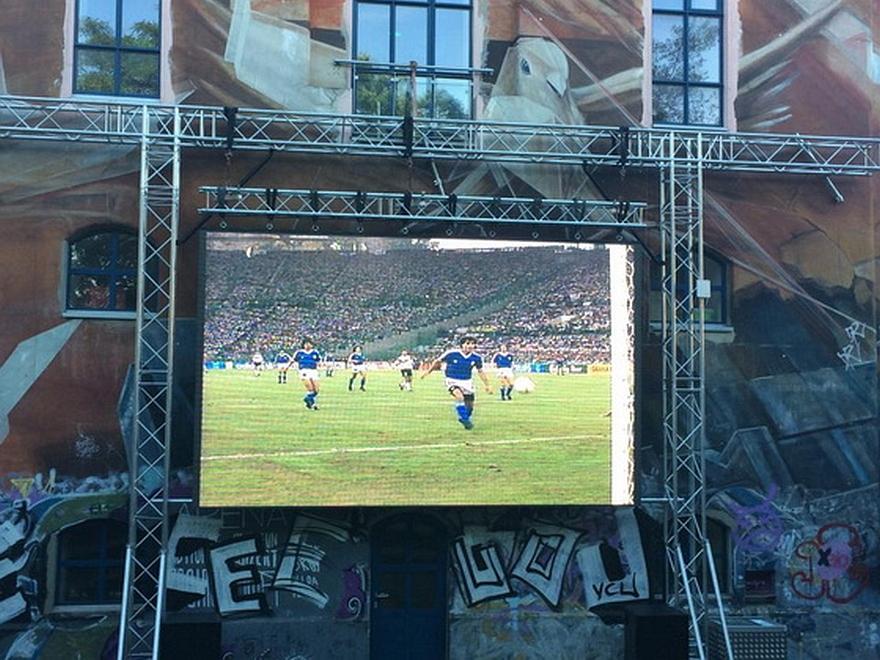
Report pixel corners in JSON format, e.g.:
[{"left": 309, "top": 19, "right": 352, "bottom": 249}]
[
  {"left": 421, "top": 336, "right": 492, "bottom": 430},
  {"left": 275, "top": 349, "right": 292, "bottom": 384},
  {"left": 348, "top": 346, "right": 367, "bottom": 392},
  {"left": 294, "top": 338, "right": 322, "bottom": 410},
  {"left": 394, "top": 349, "right": 415, "bottom": 391},
  {"left": 492, "top": 343, "right": 515, "bottom": 401},
  {"left": 251, "top": 351, "right": 264, "bottom": 375}
]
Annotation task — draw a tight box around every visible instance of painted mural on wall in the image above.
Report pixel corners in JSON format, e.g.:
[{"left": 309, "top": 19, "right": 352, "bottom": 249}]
[
  {"left": 0, "top": 1, "right": 878, "bottom": 659},
  {"left": 0, "top": 472, "right": 127, "bottom": 659}
]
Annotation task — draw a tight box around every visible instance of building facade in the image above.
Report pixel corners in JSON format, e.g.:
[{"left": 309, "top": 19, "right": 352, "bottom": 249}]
[{"left": 0, "top": 0, "right": 877, "bottom": 658}]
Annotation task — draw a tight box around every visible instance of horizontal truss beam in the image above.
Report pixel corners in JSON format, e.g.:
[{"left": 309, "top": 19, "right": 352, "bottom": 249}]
[
  {"left": 1, "top": 95, "right": 879, "bottom": 175},
  {"left": 198, "top": 188, "right": 650, "bottom": 230}
]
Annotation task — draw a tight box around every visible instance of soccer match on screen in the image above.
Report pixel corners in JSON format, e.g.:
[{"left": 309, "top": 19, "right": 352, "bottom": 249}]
[{"left": 198, "top": 234, "right": 632, "bottom": 506}]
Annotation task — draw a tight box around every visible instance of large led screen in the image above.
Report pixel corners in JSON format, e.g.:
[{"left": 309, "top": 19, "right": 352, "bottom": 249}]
[{"left": 198, "top": 234, "right": 634, "bottom": 506}]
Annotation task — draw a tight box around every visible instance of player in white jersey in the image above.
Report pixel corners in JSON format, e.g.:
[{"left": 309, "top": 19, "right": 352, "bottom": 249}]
[{"left": 394, "top": 350, "right": 415, "bottom": 391}]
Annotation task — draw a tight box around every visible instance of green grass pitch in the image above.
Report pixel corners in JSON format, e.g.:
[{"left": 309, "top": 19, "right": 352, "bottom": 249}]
[{"left": 199, "top": 369, "right": 611, "bottom": 506}]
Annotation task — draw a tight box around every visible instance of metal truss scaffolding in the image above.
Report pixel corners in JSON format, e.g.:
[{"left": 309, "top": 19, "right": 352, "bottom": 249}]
[
  {"left": 119, "top": 108, "right": 181, "bottom": 659},
  {"left": 1, "top": 95, "right": 878, "bottom": 659},
  {"left": 660, "top": 134, "right": 708, "bottom": 655},
  {"left": 198, "top": 187, "right": 649, "bottom": 232}
]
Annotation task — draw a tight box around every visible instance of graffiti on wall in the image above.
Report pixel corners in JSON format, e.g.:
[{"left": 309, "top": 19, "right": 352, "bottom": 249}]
[
  {"left": 729, "top": 484, "right": 785, "bottom": 557},
  {"left": 451, "top": 509, "right": 650, "bottom": 611},
  {"left": 789, "top": 523, "right": 872, "bottom": 605},
  {"left": 167, "top": 510, "right": 362, "bottom": 619},
  {"left": 576, "top": 509, "right": 648, "bottom": 609}
]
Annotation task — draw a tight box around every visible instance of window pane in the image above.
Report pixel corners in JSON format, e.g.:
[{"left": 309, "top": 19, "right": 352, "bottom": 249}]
[
  {"left": 118, "top": 233, "right": 139, "bottom": 269},
  {"left": 76, "top": 48, "right": 116, "bottom": 94},
  {"left": 71, "top": 233, "right": 114, "bottom": 268},
  {"left": 705, "top": 291, "right": 725, "bottom": 323},
  {"left": 105, "top": 565, "right": 125, "bottom": 600},
  {"left": 78, "top": 0, "right": 117, "bottom": 46},
  {"left": 653, "top": 0, "right": 684, "bottom": 9},
  {"left": 58, "top": 567, "right": 104, "bottom": 603},
  {"left": 705, "top": 255, "right": 724, "bottom": 283},
  {"left": 653, "top": 84, "right": 685, "bottom": 123},
  {"left": 394, "top": 77, "right": 430, "bottom": 117},
  {"left": 687, "top": 86, "right": 721, "bottom": 125},
  {"left": 115, "top": 274, "right": 138, "bottom": 310},
  {"left": 395, "top": 6, "right": 427, "bottom": 65},
  {"left": 60, "top": 523, "right": 104, "bottom": 560},
  {"left": 356, "top": 73, "right": 394, "bottom": 115},
  {"left": 435, "top": 9, "right": 469, "bottom": 69},
  {"left": 356, "top": 4, "right": 390, "bottom": 63},
  {"left": 688, "top": 16, "right": 721, "bottom": 83},
  {"left": 70, "top": 274, "right": 112, "bottom": 309},
  {"left": 652, "top": 14, "right": 684, "bottom": 81},
  {"left": 434, "top": 78, "right": 470, "bottom": 119},
  {"left": 120, "top": 51, "right": 160, "bottom": 96},
  {"left": 690, "top": 0, "right": 720, "bottom": 10},
  {"left": 122, "top": 0, "right": 160, "bottom": 48}
]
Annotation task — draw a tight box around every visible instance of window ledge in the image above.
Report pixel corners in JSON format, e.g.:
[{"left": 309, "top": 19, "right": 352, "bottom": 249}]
[
  {"left": 69, "top": 94, "right": 161, "bottom": 106},
  {"left": 650, "top": 321, "right": 733, "bottom": 332},
  {"left": 63, "top": 309, "right": 137, "bottom": 321},
  {"left": 47, "top": 604, "right": 121, "bottom": 616}
]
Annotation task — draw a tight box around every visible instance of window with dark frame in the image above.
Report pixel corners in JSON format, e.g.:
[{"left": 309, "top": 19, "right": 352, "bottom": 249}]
[
  {"left": 652, "top": 0, "right": 723, "bottom": 126},
  {"left": 74, "top": 0, "right": 161, "bottom": 97},
  {"left": 649, "top": 252, "right": 729, "bottom": 325},
  {"left": 67, "top": 227, "right": 138, "bottom": 313},
  {"left": 55, "top": 519, "right": 126, "bottom": 606},
  {"left": 353, "top": 0, "right": 472, "bottom": 118}
]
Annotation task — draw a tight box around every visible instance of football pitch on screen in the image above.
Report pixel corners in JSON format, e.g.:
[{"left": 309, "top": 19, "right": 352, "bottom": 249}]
[{"left": 199, "top": 369, "right": 611, "bottom": 506}]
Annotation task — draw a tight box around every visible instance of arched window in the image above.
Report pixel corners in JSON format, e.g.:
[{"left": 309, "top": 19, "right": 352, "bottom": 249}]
[
  {"left": 52, "top": 518, "right": 126, "bottom": 609},
  {"left": 65, "top": 226, "right": 138, "bottom": 317}
]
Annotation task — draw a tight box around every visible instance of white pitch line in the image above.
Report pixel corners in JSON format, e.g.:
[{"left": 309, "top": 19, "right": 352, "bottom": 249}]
[{"left": 203, "top": 434, "right": 604, "bottom": 463}]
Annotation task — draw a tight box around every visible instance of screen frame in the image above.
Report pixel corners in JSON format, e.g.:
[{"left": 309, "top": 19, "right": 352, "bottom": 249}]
[{"left": 193, "top": 227, "right": 639, "bottom": 508}]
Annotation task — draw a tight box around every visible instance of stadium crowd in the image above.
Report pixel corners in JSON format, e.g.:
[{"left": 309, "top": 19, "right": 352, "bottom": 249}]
[{"left": 203, "top": 245, "right": 612, "bottom": 365}]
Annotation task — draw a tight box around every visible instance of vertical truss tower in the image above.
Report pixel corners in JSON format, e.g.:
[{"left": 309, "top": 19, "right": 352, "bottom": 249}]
[{"left": 660, "top": 135, "right": 707, "bottom": 651}]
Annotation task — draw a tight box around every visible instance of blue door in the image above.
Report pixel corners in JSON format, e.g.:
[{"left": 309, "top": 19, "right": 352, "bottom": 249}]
[{"left": 370, "top": 514, "right": 448, "bottom": 660}]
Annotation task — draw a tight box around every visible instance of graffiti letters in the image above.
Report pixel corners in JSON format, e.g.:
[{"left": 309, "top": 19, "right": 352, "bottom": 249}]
[
  {"left": 451, "top": 529, "right": 514, "bottom": 607},
  {"left": 577, "top": 509, "right": 648, "bottom": 609},
  {"left": 209, "top": 536, "right": 268, "bottom": 616},
  {"left": 789, "top": 523, "right": 870, "bottom": 604},
  {"left": 168, "top": 513, "right": 222, "bottom": 606},
  {"left": 836, "top": 321, "right": 871, "bottom": 370},
  {"left": 510, "top": 523, "right": 581, "bottom": 608},
  {"left": 271, "top": 513, "right": 351, "bottom": 609}
]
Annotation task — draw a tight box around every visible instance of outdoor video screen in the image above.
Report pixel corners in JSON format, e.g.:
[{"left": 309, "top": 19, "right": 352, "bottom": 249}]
[{"left": 198, "top": 234, "right": 634, "bottom": 506}]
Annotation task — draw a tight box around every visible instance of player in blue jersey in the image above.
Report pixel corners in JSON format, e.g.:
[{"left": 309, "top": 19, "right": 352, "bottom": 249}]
[
  {"left": 275, "top": 349, "right": 292, "bottom": 384},
  {"left": 293, "top": 338, "right": 322, "bottom": 409},
  {"left": 348, "top": 346, "right": 367, "bottom": 392},
  {"left": 492, "top": 344, "right": 515, "bottom": 401},
  {"left": 421, "top": 336, "right": 492, "bottom": 430}
]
